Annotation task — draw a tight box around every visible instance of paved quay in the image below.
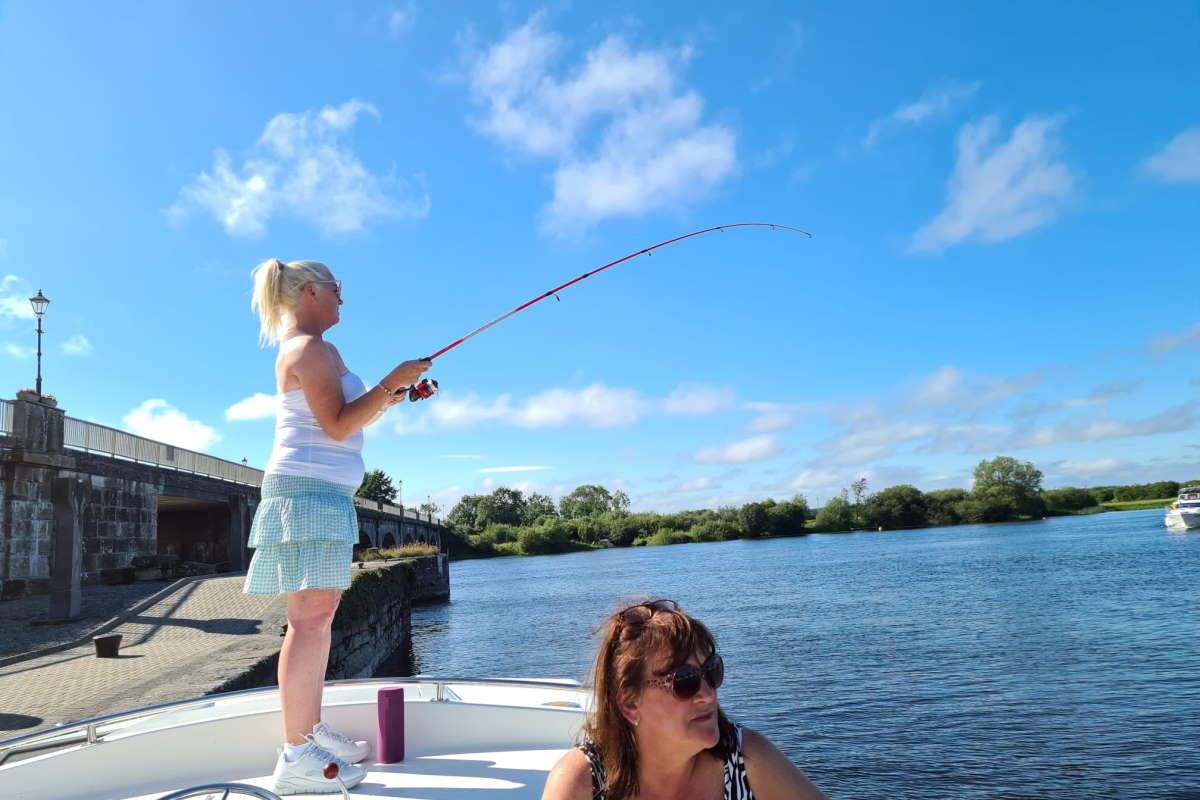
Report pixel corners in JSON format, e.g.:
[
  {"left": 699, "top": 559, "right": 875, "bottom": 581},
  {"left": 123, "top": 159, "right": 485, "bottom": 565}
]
[{"left": 0, "top": 575, "right": 288, "bottom": 737}]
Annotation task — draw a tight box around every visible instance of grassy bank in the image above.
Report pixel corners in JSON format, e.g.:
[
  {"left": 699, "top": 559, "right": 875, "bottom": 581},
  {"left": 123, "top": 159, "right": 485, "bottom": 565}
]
[{"left": 1100, "top": 497, "right": 1174, "bottom": 511}]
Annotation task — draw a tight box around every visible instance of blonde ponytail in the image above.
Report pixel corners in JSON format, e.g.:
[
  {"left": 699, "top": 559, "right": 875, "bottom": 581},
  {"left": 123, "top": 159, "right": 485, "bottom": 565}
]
[{"left": 249, "top": 258, "right": 333, "bottom": 346}]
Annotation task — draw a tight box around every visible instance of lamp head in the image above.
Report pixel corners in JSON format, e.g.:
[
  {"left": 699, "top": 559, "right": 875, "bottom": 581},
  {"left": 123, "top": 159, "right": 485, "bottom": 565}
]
[{"left": 29, "top": 290, "right": 49, "bottom": 317}]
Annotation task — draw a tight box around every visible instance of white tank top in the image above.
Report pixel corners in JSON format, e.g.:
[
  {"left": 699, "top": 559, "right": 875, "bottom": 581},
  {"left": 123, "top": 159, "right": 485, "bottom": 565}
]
[{"left": 264, "top": 372, "right": 368, "bottom": 488}]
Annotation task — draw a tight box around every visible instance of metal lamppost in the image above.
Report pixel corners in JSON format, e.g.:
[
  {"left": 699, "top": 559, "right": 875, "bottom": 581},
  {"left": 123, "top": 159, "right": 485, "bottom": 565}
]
[{"left": 29, "top": 290, "right": 50, "bottom": 396}]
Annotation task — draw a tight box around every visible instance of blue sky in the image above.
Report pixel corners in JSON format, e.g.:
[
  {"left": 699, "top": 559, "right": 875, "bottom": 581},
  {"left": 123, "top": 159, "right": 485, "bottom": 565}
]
[{"left": 1, "top": 1, "right": 1197, "bottom": 512}]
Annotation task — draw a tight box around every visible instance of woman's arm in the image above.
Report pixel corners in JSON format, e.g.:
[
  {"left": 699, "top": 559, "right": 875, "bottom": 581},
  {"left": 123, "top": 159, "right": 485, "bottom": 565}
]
[
  {"left": 541, "top": 748, "right": 594, "bottom": 800},
  {"left": 742, "top": 728, "right": 829, "bottom": 800},
  {"left": 290, "top": 337, "right": 427, "bottom": 441}
]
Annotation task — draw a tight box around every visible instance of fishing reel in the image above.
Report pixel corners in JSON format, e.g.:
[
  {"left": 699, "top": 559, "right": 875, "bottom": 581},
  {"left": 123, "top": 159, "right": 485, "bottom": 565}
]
[{"left": 408, "top": 378, "right": 439, "bottom": 402}]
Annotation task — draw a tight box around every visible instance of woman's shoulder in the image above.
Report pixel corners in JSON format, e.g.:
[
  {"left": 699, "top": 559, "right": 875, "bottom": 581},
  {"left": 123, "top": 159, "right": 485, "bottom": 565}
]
[
  {"left": 738, "top": 727, "right": 829, "bottom": 800},
  {"left": 541, "top": 747, "right": 595, "bottom": 800}
]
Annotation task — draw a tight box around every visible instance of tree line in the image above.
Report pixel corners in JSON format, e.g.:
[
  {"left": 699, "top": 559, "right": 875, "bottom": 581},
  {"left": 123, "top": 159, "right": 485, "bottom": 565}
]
[{"left": 360, "top": 457, "right": 1195, "bottom": 558}]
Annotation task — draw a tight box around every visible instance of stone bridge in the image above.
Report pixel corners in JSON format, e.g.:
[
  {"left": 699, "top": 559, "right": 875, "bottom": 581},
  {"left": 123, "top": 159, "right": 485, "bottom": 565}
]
[{"left": 0, "top": 394, "right": 444, "bottom": 600}]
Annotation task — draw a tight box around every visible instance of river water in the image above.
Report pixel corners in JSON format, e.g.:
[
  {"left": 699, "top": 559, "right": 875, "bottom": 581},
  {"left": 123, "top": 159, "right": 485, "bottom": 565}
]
[{"left": 399, "top": 509, "right": 1198, "bottom": 799}]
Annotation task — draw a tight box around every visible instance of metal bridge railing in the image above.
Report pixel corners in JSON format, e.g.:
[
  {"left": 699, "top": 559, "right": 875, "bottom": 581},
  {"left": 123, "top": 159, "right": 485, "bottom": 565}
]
[
  {"left": 62, "top": 416, "right": 265, "bottom": 487},
  {"left": 5, "top": 403, "right": 440, "bottom": 523}
]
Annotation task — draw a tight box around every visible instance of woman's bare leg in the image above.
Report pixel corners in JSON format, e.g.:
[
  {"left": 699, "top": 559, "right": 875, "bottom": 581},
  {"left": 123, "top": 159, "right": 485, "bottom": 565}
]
[{"left": 279, "top": 588, "right": 342, "bottom": 745}]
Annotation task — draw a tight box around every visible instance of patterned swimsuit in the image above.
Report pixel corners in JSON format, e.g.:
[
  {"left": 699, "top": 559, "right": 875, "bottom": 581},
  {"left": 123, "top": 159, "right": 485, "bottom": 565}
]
[{"left": 579, "top": 723, "right": 757, "bottom": 800}]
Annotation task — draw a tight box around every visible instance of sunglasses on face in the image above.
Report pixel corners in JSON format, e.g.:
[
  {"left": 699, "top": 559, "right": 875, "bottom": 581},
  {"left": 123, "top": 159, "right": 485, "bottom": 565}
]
[
  {"left": 312, "top": 280, "right": 342, "bottom": 298},
  {"left": 644, "top": 652, "right": 724, "bottom": 700}
]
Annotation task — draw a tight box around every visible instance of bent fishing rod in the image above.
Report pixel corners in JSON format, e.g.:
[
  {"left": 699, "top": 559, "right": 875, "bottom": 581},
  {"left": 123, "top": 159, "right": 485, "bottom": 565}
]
[{"left": 398, "top": 222, "right": 812, "bottom": 401}]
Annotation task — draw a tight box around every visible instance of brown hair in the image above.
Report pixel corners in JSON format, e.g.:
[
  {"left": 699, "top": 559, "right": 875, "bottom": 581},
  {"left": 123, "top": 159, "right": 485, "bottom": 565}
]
[{"left": 582, "top": 598, "right": 734, "bottom": 800}]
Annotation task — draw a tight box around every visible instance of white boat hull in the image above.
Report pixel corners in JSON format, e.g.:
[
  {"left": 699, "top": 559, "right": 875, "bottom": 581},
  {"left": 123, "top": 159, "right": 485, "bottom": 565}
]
[
  {"left": 0, "top": 678, "right": 587, "bottom": 800},
  {"left": 1165, "top": 509, "right": 1200, "bottom": 530}
]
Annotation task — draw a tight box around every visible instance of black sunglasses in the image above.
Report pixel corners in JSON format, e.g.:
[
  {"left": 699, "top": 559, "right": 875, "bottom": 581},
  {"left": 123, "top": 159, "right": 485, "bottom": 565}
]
[{"left": 644, "top": 652, "right": 724, "bottom": 700}]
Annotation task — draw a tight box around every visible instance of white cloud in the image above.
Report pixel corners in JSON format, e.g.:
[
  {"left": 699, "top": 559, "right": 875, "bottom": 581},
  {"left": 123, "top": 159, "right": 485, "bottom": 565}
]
[
  {"left": 123, "top": 399, "right": 220, "bottom": 451},
  {"left": 905, "top": 364, "right": 1043, "bottom": 413},
  {"left": 910, "top": 114, "right": 1076, "bottom": 252},
  {"left": 1141, "top": 127, "right": 1200, "bottom": 184},
  {"left": 0, "top": 275, "right": 35, "bottom": 320},
  {"left": 225, "top": 392, "right": 277, "bottom": 421},
  {"left": 401, "top": 383, "right": 652, "bottom": 433},
  {"left": 787, "top": 468, "right": 843, "bottom": 493},
  {"left": 675, "top": 476, "right": 714, "bottom": 492},
  {"left": 477, "top": 465, "right": 553, "bottom": 473},
  {"left": 1010, "top": 379, "right": 1140, "bottom": 418},
  {"left": 744, "top": 411, "right": 796, "bottom": 434},
  {"left": 60, "top": 334, "right": 92, "bottom": 356},
  {"left": 169, "top": 99, "right": 429, "bottom": 236},
  {"left": 663, "top": 383, "right": 737, "bottom": 415},
  {"left": 4, "top": 342, "right": 33, "bottom": 358},
  {"left": 1148, "top": 322, "right": 1200, "bottom": 356},
  {"left": 694, "top": 435, "right": 779, "bottom": 464},
  {"left": 864, "top": 80, "right": 979, "bottom": 149},
  {"left": 464, "top": 15, "right": 736, "bottom": 235},
  {"left": 387, "top": 3, "right": 416, "bottom": 37},
  {"left": 1054, "top": 457, "right": 1126, "bottom": 480},
  {"left": 1014, "top": 403, "right": 1197, "bottom": 448}
]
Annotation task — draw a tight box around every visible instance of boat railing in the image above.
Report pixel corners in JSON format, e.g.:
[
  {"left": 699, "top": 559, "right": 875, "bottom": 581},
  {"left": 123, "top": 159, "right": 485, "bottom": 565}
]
[
  {"left": 0, "top": 676, "right": 582, "bottom": 767},
  {"left": 155, "top": 784, "right": 282, "bottom": 800}
]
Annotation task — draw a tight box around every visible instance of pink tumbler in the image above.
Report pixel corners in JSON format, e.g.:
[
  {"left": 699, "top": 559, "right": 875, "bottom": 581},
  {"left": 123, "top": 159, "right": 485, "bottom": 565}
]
[{"left": 377, "top": 687, "right": 405, "bottom": 763}]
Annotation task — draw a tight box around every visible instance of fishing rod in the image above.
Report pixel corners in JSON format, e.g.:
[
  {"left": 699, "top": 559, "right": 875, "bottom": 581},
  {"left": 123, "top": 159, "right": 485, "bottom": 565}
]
[{"left": 399, "top": 222, "right": 812, "bottom": 401}]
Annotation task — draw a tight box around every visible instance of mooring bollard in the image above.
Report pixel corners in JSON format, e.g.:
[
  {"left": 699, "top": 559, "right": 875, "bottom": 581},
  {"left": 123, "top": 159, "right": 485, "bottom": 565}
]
[{"left": 93, "top": 633, "right": 122, "bottom": 658}]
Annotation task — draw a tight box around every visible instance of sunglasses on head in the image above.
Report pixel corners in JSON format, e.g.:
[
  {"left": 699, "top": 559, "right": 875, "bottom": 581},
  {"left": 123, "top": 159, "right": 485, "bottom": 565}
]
[{"left": 644, "top": 652, "right": 724, "bottom": 700}]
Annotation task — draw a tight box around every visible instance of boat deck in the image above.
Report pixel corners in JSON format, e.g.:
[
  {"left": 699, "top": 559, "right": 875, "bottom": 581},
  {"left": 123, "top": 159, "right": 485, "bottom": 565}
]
[
  {"left": 126, "top": 747, "right": 567, "bottom": 800},
  {"left": 0, "top": 678, "right": 587, "bottom": 800}
]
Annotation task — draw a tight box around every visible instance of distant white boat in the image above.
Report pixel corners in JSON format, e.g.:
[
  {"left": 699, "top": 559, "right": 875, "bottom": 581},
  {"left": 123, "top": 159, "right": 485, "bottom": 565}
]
[{"left": 1164, "top": 485, "right": 1200, "bottom": 530}]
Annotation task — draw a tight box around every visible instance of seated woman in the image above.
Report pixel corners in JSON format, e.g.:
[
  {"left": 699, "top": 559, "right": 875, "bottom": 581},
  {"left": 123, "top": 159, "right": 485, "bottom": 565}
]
[{"left": 543, "top": 599, "right": 828, "bottom": 800}]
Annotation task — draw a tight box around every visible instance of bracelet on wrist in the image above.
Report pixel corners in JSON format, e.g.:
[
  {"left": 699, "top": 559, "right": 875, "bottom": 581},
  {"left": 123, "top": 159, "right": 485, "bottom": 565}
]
[{"left": 379, "top": 383, "right": 397, "bottom": 397}]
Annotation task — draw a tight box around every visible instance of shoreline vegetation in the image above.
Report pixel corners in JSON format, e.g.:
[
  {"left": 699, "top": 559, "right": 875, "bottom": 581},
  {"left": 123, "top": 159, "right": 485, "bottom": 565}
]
[{"left": 356, "top": 458, "right": 1190, "bottom": 560}]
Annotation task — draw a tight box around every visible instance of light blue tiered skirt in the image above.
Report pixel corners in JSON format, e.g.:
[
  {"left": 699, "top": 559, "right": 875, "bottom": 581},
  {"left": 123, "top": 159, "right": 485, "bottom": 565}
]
[{"left": 243, "top": 474, "right": 358, "bottom": 595}]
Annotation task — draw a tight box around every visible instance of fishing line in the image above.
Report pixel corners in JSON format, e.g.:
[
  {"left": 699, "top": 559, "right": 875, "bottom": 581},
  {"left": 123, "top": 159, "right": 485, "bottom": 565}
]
[{"left": 400, "top": 222, "right": 811, "bottom": 402}]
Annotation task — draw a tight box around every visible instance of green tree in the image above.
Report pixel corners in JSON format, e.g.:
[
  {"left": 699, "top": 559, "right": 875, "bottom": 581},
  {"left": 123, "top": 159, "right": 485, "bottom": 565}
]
[
  {"left": 739, "top": 502, "right": 770, "bottom": 538},
  {"left": 357, "top": 469, "right": 398, "bottom": 504},
  {"left": 814, "top": 494, "right": 855, "bottom": 531},
  {"left": 971, "top": 456, "right": 1045, "bottom": 519},
  {"left": 973, "top": 456, "right": 1043, "bottom": 495},
  {"left": 523, "top": 492, "right": 558, "bottom": 525},
  {"left": 765, "top": 496, "right": 810, "bottom": 536},
  {"left": 1042, "top": 487, "right": 1097, "bottom": 513},
  {"left": 475, "top": 487, "right": 527, "bottom": 528},
  {"left": 445, "top": 494, "right": 485, "bottom": 536},
  {"left": 862, "top": 485, "right": 929, "bottom": 529},
  {"left": 559, "top": 485, "right": 616, "bottom": 518},
  {"left": 954, "top": 487, "right": 1017, "bottom": 523},
  {"left": 518, "top": 518, "right": 575, "bottom": 554},
  {"left": 925, "top": 489, "right": 967, "bottom": 526},
  {"left": 850, "top": 477, "right": 869, "bottom": 507}
]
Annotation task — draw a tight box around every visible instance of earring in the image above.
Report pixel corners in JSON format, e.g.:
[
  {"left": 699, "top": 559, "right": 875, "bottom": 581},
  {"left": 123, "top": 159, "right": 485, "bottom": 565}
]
[{"left": 631, "top": 718, "right": 639, "bottom": 728}]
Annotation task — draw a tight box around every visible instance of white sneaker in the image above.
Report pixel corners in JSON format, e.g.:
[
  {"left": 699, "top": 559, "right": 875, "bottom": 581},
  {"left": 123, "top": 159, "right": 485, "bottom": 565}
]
[
  {"left": 272, "top": 736, "right": 366, "bottom": 796},
  {"left": 312, "top": 720, "right": 371, "bottom": 764}
]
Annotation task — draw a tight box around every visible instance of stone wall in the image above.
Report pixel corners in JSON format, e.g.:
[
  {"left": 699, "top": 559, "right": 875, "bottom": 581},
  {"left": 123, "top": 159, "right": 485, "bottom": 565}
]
[
  {"left": 0, "top": 456, "right": 157, "bottom": 597},
  {"left": 205, "top": 557, "right": 445, "bottom": 695},
  {"left": 410, "top": 553, "right": 450, "bottom": 603}
]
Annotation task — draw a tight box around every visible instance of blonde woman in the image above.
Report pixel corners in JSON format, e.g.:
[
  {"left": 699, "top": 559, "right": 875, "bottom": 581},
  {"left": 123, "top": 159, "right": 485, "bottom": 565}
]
[{"left": 245, "top": 258, "right": 429, "bottom": 795}]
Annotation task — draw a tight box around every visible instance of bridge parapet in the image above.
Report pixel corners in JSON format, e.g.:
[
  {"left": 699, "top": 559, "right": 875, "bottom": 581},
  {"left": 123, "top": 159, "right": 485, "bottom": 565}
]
[{"left": 1, "top": 394, "right": 444, "bottom": 598}]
